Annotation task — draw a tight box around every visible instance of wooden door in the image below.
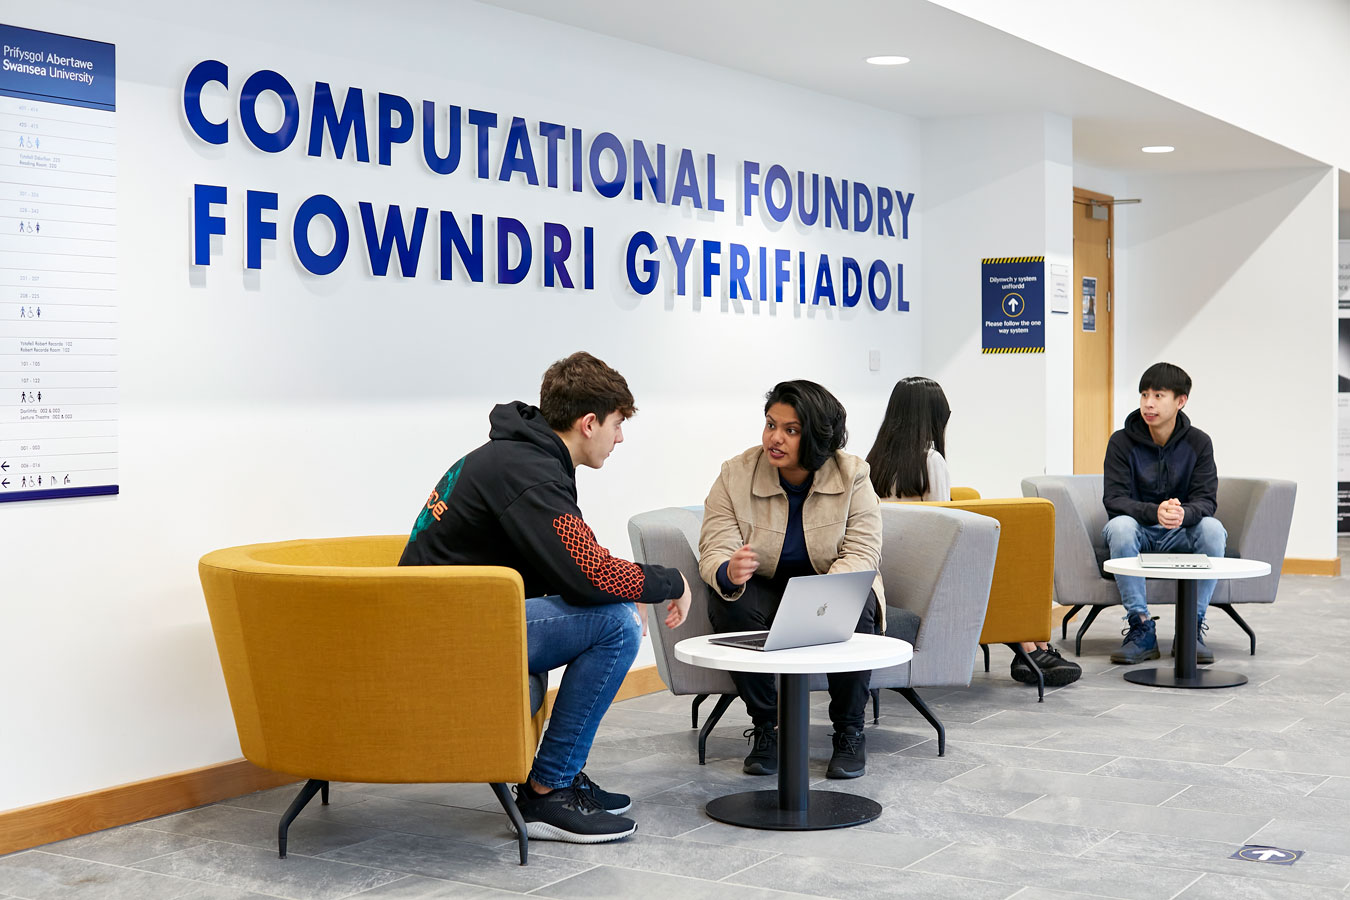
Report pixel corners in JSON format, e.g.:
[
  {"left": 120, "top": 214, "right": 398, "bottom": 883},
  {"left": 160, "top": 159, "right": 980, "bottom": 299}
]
[{"left": 1073, "top": 188, "right": 1114, "bottom": 473}]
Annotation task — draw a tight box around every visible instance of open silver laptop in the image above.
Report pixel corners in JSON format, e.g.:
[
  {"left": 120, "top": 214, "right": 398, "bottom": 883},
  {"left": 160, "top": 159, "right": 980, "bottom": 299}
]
[
  {"left": 1138, "top": 553, "right": 1211, "bottom": 569},
  {"left": 707, "top": 569, "right": 876, "bottom": 651}
]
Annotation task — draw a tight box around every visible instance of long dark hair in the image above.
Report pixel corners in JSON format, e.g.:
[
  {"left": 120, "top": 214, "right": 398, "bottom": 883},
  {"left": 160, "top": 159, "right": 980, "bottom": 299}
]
[
  {"left": 764, "top": 380, "right": 847, "bottom": 472},
  {"left": 866, "top": 376, "right": 951, "bottom": 498}
]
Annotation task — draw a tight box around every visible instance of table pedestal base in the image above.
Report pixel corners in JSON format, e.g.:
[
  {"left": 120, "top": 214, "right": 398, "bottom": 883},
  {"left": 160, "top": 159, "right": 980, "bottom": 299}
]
[
  {"left": 1123, "top": 668, "right": 1247, "bottom": 689},
  {"left": 705, "top": 789, "right": 882, "bottom": 830},
  {"left": 1121, "top": 578, "right": 1247, "bottom": 691}
]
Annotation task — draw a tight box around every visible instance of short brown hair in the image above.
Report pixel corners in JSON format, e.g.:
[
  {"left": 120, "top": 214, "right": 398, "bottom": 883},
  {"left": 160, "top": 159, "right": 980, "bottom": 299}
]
[{"left": 539, "top": 351, "right": 637, "bottom": 431}]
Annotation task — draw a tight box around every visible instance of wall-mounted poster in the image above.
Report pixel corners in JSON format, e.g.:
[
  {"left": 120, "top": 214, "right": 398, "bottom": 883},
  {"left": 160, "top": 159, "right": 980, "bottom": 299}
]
[
  {"left": 1081, "top": 276, "right": 1097, "bottom": 332},
  {"left": 1338, "top": 318, "right": 1350, "bottom": 532},
  {"left": 980, "top": 256, "right": 1044, "bottom": 354},
  {"left": 1339, "top": 240, "right": 1350, "bottom": 310},
  {"left": 0, "top": 24, "right": 118, "bottom": 503}
]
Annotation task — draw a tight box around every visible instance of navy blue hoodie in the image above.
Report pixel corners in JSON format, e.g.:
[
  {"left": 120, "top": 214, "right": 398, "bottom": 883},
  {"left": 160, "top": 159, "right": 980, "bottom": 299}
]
[
  {"left": 399, "top": 401, "right": 684, "bottom": 606},
  {"left": 1102, "top": 409, "right": 1217, "bottom": 528}
]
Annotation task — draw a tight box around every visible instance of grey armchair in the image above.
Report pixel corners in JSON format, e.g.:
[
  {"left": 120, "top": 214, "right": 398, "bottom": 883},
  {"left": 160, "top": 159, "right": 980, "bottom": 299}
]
[
  {"left": 627, "top": 503, "right": 999, "bottom": 758},
  {"left": 1021, "top": 475, "right": 1295, "bottom": 655}
]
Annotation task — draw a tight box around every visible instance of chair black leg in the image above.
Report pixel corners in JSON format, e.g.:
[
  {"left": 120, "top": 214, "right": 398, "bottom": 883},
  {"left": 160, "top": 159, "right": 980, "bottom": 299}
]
[
  {"left": 277, "top": 778, "right": 327, "bottom": 859},
  {"left": 1007, "top": 642, "right": 1043, "bottom": 702},
  {"left": 320, "top": 782, "right": 329, "bottom": 805},
  {"left": 981, "top": 643, "right": 990, "bottom": 673},
  {"left": 1061, "top": 605, "right": 1084, "bottom": 641},
  {"left": 893, "top": 687, "right": 945, "bottom": 757},
  {"left": 698, "top": 694, "right": 736, "bottom": 764},
  {"left": 871, "top": 688, "right": 881, "bottom": 724},
  {"left": 1213, "top": 603, "right": 1256, "bottom": 655},
  {"left": 490, "top": 782, "right": 529, "bottom": 865},
  {"left": 1074, "top": 606, "right": 1106, "bottom": 656},
  {"left": 691, "top": 693, "right": 709, "bottom": 728}
]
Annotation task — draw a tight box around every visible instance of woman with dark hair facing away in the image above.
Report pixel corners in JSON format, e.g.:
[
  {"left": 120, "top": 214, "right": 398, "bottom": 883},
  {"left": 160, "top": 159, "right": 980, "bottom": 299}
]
[
  {"left": 698, "top": 380, "right": 888, "bottom": 779},
  {"left": 866, "top": 376, "right": 1081, "bottom": 688}
]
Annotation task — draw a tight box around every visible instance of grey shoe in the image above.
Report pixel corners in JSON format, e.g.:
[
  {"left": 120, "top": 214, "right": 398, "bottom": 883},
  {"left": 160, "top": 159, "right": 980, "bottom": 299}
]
[
  {"left": 1171, "top": 619, "right": 1215, "bottom": 665},
  {"left": 1111, "top": 614, "right": 1160, "bottom": 664}
]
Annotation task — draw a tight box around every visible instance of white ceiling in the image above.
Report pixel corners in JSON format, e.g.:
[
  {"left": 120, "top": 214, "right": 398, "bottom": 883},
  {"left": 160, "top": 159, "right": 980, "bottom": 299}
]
[{"left": 476, "top": 0, "right": 1319, "bottom": 177}]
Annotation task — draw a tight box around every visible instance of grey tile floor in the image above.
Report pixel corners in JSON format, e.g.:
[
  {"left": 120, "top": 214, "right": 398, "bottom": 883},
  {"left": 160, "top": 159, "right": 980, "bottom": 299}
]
[{"left": 6, "top": 559, "right": 1350, "bottom": 899}]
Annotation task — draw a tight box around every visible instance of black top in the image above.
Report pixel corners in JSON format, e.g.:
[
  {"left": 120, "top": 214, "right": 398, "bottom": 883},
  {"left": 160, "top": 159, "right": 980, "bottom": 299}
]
[
  {"left": 399, "top": 401, "right": 684, "bottom": 606},
  {"left": 1103, "top": 409, "right": 1217, "bottom": 528}
]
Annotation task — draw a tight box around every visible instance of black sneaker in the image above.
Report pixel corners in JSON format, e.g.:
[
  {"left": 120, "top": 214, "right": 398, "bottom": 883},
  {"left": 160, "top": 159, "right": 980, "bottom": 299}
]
[
  {"left": 572, "top": 771, "right": 631, "bottom": 814},
  {"left": 511, "top": 783, "right": 636, "bottom": 843},
  {"left": 1012, "top": 647, "right": 1082, "bottom": 687},
  {"left": 826, "top": 730, "right": 866, "bottom": 779},
  {"left": 743, "top": 724, "right": 778, "bottom": 776}
]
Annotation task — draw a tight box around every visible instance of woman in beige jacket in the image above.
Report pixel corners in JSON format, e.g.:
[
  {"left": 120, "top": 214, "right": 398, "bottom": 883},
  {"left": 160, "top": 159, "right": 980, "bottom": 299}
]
[{"left": 698, "top": 380, "right": 886, "bottom": 780}]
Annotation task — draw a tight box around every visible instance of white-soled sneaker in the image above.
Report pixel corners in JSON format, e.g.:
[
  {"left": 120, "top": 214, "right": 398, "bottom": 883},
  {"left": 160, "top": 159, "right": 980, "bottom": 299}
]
[{"left": 511, "top": 783, "right": 636, "bottom": 843}]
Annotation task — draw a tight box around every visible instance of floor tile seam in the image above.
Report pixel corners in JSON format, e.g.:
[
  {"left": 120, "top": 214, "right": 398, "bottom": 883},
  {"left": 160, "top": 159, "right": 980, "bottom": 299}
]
[
  {"left": 1164, "top": 871, "right": 1205, "bottom": 900},
  {"left": 20, "top": 847, "right": 295, "bottom": 900},
  {"left": 130, "top": 823, "right": 402, "bottom": 866},
  {"left": 1154, "top": 785, "right": 1192, "bottom": 809},
  {"left": 1072, "top": 828, "right": 1120, "bottom": 858},
  {"left": 899, "top": 838, "right": 956, "bottom": 871},
  {"left": 1095, "top": 754, "right": 1332, "bottom": 784},
  {"left": 715, "top": 850, "right": 784, "bottom": 883},
  {"left": 520, "top": 861, "right": 603, "bottom": 896},
  {"left": 1275, "top": 715, "right": 1307, "bottom": 734}
]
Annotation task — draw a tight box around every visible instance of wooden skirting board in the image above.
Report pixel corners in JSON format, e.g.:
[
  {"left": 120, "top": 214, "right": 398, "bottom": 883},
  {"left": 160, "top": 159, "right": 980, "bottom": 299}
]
[
  {"left": 1282, "top": 557, "right": 1341, "bottom": 576},
  {"left": 0, "top": 664, "right": 670, "bottom": 857}
]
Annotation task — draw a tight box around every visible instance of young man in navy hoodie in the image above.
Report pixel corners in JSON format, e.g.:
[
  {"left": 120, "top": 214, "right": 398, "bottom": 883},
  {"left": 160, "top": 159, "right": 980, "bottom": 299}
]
[
  {"left": 1103, "top": 362, "right": 1226, "bottom": 664},
  {"left": 400, "top": 351, "right": 691, "bottom": 843}
]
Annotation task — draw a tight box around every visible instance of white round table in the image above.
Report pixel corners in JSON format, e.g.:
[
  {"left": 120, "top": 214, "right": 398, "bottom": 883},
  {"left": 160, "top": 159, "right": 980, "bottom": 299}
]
[
  {"left": 674, "top": 632, "right": 911, "bottom": 830},
  {"left": 1104, "top": 556, "right": 1270, "bottom": 689}
]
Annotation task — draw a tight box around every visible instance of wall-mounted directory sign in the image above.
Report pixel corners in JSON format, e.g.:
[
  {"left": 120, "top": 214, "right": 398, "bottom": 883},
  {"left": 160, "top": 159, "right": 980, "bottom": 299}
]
[{"left": 0, "top": 24, "right": 117, "bottom": 502}]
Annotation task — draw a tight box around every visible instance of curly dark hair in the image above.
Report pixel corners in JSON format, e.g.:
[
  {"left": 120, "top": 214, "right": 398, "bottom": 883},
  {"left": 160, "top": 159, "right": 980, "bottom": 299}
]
[{"left": 763, "top": 380, "right": 848, "bottom": 472}]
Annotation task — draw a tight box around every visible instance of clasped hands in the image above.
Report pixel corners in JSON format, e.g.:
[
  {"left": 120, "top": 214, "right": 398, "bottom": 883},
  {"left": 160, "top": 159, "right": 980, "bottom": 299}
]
[{"left": 1157, "top": 498, "right": 1185, "bottom": 530}]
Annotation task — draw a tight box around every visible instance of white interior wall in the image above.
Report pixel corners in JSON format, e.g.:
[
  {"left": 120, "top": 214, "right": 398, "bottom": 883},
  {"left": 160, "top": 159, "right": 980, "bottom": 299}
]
[
  {"left": 1, "top": 0, "right": 922, "bottom": 811},
  {"left": 920, "top": 113, "right": 1073, "bottom": 496},
  {"left": 1114, "top": 167, "right": 1338, "bottom": 559},
  {"left": 930, "top": 0, "right": 1350, "bottom": 172}
]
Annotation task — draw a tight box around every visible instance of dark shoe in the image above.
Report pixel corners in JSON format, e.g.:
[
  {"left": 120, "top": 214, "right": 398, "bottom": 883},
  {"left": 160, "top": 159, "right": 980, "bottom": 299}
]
[
  {"left": 826, "top": 730, "right": 866, "bottom": 779},
  {"left": 1111, "top": 614, "right": 1160, "bottom": 664},
  {"left": 1170, "top": 619, "right": 1215, "bottom": 665},
  {"left": 743, "top": 724, "right": 778, "bottom": 775},
  {"left": 1011, "top": 647, "right": 1082, "bottom": 687},
  {"left": 572, "top": 771, "right": 631, "bottom": 814},
  {"left": 512, "top": 783, "right": 636, "bottom": 843}
]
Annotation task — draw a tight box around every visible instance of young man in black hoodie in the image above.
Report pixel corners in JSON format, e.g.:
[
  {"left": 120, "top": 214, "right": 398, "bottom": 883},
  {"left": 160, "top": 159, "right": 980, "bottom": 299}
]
[
  {"left": 400, "top": 351, "right": 691, "bottom": 843},
  {"left": 1102, "top": 362, "right": 1226, "bottom": 664}
]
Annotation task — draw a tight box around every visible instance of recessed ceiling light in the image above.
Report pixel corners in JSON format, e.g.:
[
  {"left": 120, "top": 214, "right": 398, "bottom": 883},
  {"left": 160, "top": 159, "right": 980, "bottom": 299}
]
[
  {"left": 866, "top": 55, "right": 911, "bottom": 66},
  {"left": 1141, "top": 145, "right": 1175, "bottom": 153}
]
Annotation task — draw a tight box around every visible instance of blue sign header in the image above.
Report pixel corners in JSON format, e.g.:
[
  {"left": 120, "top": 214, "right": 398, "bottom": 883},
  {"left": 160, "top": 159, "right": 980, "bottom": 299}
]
[{"left": 0, "top": 24, "right": 115, "bottom": 110}]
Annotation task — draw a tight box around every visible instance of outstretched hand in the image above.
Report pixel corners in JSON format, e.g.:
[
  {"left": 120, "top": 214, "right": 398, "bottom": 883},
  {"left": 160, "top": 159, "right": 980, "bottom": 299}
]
[{"left": 665, "top": 574, "right": 692, "bottom": 629}]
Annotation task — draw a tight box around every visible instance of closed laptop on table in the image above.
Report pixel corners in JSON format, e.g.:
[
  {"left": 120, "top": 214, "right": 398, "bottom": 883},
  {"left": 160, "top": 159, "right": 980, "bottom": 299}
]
[
  {"left": 1138, "top": 553, "right": 1211, "bottom": 569},
  {"left": 708, "top": 569, "right": 876, "bottom": 651}
]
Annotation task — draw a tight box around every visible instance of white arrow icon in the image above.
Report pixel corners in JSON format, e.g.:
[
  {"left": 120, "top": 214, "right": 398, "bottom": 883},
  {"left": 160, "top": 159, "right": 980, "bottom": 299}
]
[
  {"left": 1251, "top": 849, "right": 1288, "bottom": 861},
  {"left": 1008, "top": 297, "right": 1020, "bottom": 312}
]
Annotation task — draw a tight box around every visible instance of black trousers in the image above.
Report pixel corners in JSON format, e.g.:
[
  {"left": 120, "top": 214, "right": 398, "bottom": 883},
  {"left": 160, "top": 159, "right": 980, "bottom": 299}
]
[{"left": 708, "top": 574, "right": 879, "bottom": 732}]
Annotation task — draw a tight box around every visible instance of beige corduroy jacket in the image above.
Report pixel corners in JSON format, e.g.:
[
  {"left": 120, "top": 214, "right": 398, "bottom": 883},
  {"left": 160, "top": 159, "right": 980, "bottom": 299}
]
[{"left": 697, "top": 446, "right": 886, "bottom": 620}]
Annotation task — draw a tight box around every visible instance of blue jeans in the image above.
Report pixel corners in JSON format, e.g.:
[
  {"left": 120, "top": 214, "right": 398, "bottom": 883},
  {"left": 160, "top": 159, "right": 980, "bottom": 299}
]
[
  {"left": 525, "top": 594, "right": 643, "bottom": 790},
  {"left": 1102, "top": 515, "right": 1227, "bottom": 620}
]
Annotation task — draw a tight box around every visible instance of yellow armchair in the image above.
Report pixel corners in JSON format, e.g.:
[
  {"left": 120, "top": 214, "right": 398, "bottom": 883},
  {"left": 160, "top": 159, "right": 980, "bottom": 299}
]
[
  {"left": 889, "top": 489, "right": 1058, "bottom": 699},
  {"left": 199, "top": 536, "right": 546, "bottom": 863}
]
